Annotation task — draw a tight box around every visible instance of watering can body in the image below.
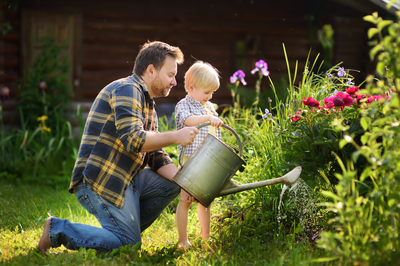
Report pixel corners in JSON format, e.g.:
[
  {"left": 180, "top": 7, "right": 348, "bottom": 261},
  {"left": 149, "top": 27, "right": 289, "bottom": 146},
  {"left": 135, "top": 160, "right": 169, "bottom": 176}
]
[
  {"left": 173, "top": 132, "right": 244, "bottom": 207},
  {"left": 172, "top": 122, "right": 302, "bottom": 207}
]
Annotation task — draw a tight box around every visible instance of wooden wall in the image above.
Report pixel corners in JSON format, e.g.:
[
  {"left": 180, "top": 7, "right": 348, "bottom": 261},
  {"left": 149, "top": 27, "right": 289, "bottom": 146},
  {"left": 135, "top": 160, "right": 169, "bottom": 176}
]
[{"left": 1, "top": 0, "right": 386, "bottom": 125}]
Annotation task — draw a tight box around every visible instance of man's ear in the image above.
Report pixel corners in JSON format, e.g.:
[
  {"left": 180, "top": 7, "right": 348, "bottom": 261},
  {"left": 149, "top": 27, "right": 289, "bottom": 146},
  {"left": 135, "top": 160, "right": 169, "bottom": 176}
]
[{"left": 145, "top": 64, "right": 156, "bottom": 79}]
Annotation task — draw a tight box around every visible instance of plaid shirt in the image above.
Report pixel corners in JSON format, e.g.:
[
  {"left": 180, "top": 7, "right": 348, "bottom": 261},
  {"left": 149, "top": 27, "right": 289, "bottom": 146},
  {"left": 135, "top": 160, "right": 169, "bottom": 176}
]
[
  {"left": 69, "top": 74, "right": 173, "bottom": 208},
  {"left": 175, "top": 95, "right": 221, "bottom": 158}
]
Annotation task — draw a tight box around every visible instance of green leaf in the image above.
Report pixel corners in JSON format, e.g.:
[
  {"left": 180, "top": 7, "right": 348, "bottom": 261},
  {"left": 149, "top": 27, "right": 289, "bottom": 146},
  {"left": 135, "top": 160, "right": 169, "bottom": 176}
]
[
  {"left": 388, "top": 24, "right": 398, "bottom": 36},
  {"left": 383, "top": 35, "right": 393, "bottom": 47},
  {"left": 360, "top": 117, "right": 371, "bottom": 130},
  {"left": 388, "top": 199, "right": 396, "bottom": 207},
  {"left": 369, "top": 44, "right": 384, "bottom": 60},
  {"left": 321, "top": 191, "right": 341, "bottom": 201},
  {"left": 352, "top": 151, "right": 360, "bottom": 163},
  {"left": 363, "top": 15, "right": 375, "bottom": 24},
  {"left": 376, "top": 62, "right": 385, "bottom": 76},
  {"left": 389, "top": 96, "right": 400, "bottom": 108},
  {"left": 339, "top": 139, "right": 348, "bottom": 149},
  {"left": 368, "top": 28, "right": 380, "bottom": 39},
  {"left": 309, "top": 257, "right": 340, "bottom": 263},
  {"left": 360, "top": 167, "right": 372, "bottom": 182},
  {"left": 377, "top": 20, "right": 392, "bottom": 30}
]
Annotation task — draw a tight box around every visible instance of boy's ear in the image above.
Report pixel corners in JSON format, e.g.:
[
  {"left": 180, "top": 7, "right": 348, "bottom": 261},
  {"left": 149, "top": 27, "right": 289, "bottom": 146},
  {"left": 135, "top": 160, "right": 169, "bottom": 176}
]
[{"left": 187, "top": 82, "right": 194, "bottom": 91}]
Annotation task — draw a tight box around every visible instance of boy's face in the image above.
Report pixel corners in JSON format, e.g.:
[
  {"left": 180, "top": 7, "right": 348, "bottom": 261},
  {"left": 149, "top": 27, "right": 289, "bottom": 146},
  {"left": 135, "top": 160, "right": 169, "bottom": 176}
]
[{"left": 188, "top": 84, "right": 216, "bottom": 105}]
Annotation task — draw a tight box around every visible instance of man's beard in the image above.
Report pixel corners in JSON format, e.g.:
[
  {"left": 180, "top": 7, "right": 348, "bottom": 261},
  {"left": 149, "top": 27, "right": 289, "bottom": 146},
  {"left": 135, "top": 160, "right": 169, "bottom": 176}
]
[{"left": 151, "top": 75, "right": 172, "bottom": 98}]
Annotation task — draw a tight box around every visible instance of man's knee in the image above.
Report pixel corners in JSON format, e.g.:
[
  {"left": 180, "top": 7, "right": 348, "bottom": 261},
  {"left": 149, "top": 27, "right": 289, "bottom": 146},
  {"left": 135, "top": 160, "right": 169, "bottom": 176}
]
[{"left": 171, "top": 183, "right": 180, "bottom": 197}]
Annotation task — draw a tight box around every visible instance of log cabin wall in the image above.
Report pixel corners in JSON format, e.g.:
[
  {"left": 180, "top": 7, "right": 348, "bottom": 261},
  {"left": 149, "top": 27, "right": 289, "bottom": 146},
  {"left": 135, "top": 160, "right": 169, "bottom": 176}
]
[{"left": 1, "top": 0, "right": 387, "bottom": 126}]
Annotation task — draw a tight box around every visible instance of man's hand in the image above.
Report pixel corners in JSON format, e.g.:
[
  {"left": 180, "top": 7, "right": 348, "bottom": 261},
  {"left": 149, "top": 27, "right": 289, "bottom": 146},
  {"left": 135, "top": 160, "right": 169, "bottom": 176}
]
[
  {"left": 209, "top": 116, "right": 224, "bottom": 128},
  {"left": 176, "top": 127, "right": 199, "bottom": 146}
]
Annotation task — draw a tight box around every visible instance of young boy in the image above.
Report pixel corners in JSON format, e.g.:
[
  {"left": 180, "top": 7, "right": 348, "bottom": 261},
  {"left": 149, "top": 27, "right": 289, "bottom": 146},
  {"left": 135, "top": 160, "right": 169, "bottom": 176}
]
[{"left": 174, "top": 61, "right": 224, "bottom": 249}]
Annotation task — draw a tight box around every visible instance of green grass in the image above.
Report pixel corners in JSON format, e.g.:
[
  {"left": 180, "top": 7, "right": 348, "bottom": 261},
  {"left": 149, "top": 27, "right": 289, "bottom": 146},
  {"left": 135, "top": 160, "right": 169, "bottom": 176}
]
[{"left": 0, "top": 179, "right": 327, "bottom": 265}]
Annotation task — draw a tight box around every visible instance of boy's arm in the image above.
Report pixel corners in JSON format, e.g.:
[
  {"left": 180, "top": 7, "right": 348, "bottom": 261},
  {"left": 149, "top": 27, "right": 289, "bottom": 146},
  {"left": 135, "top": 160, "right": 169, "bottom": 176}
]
[{"left": 184, "top": 115, "right": 224, "bottom": 128}]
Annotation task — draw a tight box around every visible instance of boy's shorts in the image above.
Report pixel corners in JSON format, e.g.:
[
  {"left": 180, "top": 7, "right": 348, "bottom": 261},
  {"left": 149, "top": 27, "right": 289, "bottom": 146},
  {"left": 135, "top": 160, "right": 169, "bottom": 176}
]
[{"left": 178, "top": 156, "right": 196, "bottom": 203}]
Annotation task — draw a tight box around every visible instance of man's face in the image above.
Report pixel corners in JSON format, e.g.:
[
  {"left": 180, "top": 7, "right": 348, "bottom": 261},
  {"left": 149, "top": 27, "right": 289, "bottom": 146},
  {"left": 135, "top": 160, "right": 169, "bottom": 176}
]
[{"left": 150, "top": 55, "right": 178, "bottom": 98}]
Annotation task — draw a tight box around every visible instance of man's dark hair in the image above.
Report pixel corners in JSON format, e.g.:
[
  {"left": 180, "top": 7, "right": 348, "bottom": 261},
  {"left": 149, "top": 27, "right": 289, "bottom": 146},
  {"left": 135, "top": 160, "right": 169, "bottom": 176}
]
[{"left": 133, "top": 41, "right": 184, "bottom": 76}]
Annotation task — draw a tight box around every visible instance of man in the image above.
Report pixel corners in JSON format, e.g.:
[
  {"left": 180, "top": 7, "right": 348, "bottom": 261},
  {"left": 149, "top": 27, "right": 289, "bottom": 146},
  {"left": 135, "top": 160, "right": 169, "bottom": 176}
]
[{"left": 38, "top": 41, "right": 199, "bottom": 254}]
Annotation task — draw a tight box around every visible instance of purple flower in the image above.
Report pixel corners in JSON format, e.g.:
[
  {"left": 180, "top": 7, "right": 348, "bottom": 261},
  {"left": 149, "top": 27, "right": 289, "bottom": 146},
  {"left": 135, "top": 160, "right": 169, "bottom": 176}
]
[
  {"left": 303, "top": 66, "right": 309, "bottom": 75},
  {"left": 230, "top": 70, "right": 247, "bottom": 85},
  {"left": 0, "top": 86, "right": 10, "bottom": 100},
  {"left": 251, "top": 60, "right": 270, "bottom": 77},
  {"left": 326, "top": 72, "right": 333, "bottom": 78},
  {"left": 39, "top": 81, "right": 47, "bottom": 92},
  {"left": 262, "top": 108, "right": 273, "bottom": 119},
  {"left": 337, "top": 67, "right": 346, "bottom": 77},
  {"left": 346, "top": 78, "right": 354, "bottom": 85}
]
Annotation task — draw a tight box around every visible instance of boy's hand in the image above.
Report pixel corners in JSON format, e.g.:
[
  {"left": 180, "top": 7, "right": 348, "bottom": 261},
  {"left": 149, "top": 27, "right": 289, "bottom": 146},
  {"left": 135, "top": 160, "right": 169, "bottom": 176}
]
[
  {"left": 209, "top": 116, "right": 224, "bottom": 128},
  {"left": 182, "top": 189, "right": 197, "bottom": 202}
]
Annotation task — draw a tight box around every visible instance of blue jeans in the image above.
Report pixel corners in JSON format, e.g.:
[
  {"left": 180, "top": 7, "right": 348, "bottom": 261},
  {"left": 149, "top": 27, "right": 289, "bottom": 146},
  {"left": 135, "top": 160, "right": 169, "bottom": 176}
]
[{"left": 48, "top": 168, "right": 180, "bottom": 252}]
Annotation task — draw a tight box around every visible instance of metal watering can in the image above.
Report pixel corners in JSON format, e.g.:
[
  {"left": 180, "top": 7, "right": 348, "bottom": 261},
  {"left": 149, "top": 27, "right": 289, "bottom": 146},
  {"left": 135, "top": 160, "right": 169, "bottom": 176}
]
[{"left": 172, "top": 122, "right": 302, "bottom": 207}]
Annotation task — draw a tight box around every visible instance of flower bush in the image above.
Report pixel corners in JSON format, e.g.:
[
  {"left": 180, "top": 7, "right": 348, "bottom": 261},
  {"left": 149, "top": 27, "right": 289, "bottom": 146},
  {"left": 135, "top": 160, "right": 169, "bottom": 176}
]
[
  {"left": 219, "top": 7, "right": 400, "bottom": 264},
  {"left": 316, "top": 9, "right": 400, "bottom": 265},
  {"left": 282, "top": 77, "right": 390, "bottom": 186}
]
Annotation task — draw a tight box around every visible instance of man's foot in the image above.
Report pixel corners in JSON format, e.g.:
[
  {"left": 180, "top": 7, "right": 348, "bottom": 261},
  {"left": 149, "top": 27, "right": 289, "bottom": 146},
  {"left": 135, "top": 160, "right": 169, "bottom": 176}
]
[{"left": 38, "top": 217, "right": 51, "bottom": 255}]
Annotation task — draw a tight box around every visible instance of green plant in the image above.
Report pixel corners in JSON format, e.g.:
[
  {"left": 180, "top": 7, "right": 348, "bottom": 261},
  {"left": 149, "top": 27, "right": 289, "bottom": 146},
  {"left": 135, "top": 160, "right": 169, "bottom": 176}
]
[
  {"left": 316, "top": 7, "right": 400, "bottom": 265},
  {"left": 0, "top": 105, "right": 84, "bottom": 187},
  {"left": 318, "top": 24, "right": 334, "bottom": 71},
  {"left": 17, "top": 36, "right": 72, "bottom": 131},
  {"left": 0, "top": 0, "right": 16, "bottom": 36}
]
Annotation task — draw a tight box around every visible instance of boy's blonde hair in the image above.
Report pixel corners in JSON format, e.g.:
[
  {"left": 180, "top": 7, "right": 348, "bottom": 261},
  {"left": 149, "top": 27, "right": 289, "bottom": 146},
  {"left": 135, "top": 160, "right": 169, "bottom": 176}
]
[{"left": 184, "top": 61, "right": 220, "bottom": 92}]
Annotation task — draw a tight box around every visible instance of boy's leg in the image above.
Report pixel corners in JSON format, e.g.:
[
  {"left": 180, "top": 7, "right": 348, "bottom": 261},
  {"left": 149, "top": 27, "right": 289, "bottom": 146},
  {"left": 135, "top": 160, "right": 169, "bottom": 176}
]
[
  {"left": 198, "top": 204, "right": 211, "bottom": 239},
  {"left": 176, "top": 199, "right": 192, "bottom": 248}
]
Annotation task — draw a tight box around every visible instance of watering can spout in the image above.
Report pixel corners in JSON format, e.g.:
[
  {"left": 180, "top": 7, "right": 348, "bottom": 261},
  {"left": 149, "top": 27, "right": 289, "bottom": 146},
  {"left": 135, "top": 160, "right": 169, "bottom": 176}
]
[{"left": 218, "top": 166, "right": 302, "bottom": 197}]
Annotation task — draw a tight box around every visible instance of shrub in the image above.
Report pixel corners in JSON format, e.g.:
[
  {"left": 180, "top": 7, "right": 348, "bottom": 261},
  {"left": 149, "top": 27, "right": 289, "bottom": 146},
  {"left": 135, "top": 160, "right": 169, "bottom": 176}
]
[
  {"left": 17, "top": 36, "right": 72, "bottom": 131},
  {"left": 316, "top": 8, "right": 400, "bottom": 265}
]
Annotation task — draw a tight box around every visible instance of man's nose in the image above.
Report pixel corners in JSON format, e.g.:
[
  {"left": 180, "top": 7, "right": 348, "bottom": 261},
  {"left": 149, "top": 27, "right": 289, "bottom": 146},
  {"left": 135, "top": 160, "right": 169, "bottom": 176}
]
[{"left": 171, "top": 77, "right": 177, "bottom": 86}]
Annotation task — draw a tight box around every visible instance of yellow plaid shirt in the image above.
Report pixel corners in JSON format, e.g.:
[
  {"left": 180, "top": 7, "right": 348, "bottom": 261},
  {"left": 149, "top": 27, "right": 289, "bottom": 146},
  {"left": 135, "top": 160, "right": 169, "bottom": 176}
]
[{"left": 69, "top": 74, "right": 173, "bottom": 208}]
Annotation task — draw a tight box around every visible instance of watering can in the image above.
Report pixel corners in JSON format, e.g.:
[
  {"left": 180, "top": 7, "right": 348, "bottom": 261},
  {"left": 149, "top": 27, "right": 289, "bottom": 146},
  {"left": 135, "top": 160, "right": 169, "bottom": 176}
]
[{"left": 172, "top": 122, "right": 302, "bottom": 207}]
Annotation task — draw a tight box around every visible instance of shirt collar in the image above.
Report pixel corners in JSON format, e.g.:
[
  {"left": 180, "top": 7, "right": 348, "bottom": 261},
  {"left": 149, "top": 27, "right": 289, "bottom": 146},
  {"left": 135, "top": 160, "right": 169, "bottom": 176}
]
[
  {"left": 185, "top": 95, "right": 206, "bottom": 107},
  {"left": 129, "top": 73, "right": 153, "bottom": 99}
]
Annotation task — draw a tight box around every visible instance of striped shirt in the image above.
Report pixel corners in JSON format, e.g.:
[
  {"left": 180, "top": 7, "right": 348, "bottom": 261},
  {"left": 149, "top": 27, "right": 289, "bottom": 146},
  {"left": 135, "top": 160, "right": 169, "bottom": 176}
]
[
  {"left": 175, "top": 95, "right": 221, "bottom": 158},
  {"left": 69, "top": 74, "right": 173, "bottom": 208}
]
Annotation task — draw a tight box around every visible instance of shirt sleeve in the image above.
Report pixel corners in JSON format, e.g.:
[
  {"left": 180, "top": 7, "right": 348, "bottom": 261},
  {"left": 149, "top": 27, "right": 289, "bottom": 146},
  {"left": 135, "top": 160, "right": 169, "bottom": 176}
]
[
  {"left": 175, "top": 100, "right": 193, "bottom": 127},
  {"left": 110, "top": 83, "right": 147, "bottom": 154},
  {"left": 147, "top": 110, "right": 174, "bottom": 171}
]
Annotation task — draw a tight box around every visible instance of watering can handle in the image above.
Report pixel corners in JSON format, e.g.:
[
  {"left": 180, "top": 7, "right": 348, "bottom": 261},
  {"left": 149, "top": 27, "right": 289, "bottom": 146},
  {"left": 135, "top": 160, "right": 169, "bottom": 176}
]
[{"left": 179, "top": 122, "right": 243, "bottom": 167}]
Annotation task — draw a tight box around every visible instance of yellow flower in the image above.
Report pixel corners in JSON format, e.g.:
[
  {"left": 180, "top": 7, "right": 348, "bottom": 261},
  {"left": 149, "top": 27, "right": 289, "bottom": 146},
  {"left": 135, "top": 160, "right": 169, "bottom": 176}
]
[
  {"left": 37, "top": 115, "right": 48, "bottom": 121},
  {"left": 41, "top": 126, "right": 51, "bottom": 133}
]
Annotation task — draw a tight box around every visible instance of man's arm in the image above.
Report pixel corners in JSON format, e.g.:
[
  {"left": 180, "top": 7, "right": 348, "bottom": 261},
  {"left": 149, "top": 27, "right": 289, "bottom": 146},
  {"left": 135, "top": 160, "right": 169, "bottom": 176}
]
[
  {"left": 140, "top": 127, "right": 198, "bottom": 152},
  {"left": 156, "top": 162, "right": 178, "bottom": 180},
  {"left": 157, "top": 163, "right": 196, "bottom": 202}
]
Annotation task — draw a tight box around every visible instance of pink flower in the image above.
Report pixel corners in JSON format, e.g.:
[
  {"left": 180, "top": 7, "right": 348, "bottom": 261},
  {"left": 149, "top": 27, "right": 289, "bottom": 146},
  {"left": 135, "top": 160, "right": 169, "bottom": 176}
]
[
  {"left": 354, "top": 94, "right": 366, "bottom": 105},
  {"left": 292, "top": 111, "right": 302, "bottom": 122},
  {"left": 302, "top": 97, "right": 320, "bottom": 108},
  {"left": 367, "top": 95, "right": 385, "bottom": 103},
  {"left": 39, "top": 81, "right": 47, "bottom": 92},
  {"left": 0, "top": 86, "right": 10, "bottom": 100},
  {"left": 345, "top": 86, "right": 359, "bottom": 96},
  {"left": 324, "top": 91, "right": 353, "bottom": 110}
]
